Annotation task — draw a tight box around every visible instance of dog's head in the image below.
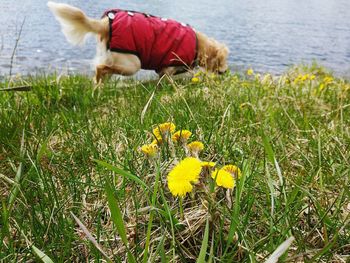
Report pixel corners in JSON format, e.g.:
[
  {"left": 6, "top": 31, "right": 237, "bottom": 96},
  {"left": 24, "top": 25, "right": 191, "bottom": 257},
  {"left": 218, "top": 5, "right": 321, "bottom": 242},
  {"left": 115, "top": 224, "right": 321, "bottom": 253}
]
[
  {"left": 197, "top": 33, "right": 229, "bottom": 74},
  {"left": 214, "top": 44, "right": 229, "bottom": 74}
]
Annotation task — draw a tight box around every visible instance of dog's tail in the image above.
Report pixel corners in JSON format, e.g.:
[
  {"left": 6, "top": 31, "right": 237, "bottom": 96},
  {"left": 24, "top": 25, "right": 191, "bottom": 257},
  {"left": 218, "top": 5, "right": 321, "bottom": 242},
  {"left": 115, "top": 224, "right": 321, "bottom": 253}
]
[{"left": 47, "top": 2, "right": 106, "bottom": 45}]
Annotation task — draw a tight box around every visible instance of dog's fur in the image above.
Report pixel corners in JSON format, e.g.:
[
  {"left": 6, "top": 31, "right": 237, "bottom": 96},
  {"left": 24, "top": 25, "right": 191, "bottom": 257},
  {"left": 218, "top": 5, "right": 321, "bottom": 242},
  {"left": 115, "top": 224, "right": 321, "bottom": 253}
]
[{"left": 47, "top": 2, "right": 229, "bottom": 82}]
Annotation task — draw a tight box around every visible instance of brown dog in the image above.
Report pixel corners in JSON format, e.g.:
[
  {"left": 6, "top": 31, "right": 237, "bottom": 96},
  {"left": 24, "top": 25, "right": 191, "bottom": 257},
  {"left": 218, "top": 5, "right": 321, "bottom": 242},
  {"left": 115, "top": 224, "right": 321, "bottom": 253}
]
[{"left": 47, "top": 2, "right": 229, "bottom": 82}]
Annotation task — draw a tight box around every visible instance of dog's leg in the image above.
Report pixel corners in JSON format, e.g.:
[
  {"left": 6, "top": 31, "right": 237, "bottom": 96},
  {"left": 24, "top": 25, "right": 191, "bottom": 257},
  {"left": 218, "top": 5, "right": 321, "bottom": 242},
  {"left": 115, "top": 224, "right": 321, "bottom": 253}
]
[
  {"left": 95, "top": 62, "right": 140, "bottom": 83},
  {"left": 95, "top": 65, "right": 114, "bottom": 83},
  {"left": 94, "top": 52, "right": 141, "bottom": 83},
  {"left": 158, "top": 66, "right": 188, "bottom": 77}
]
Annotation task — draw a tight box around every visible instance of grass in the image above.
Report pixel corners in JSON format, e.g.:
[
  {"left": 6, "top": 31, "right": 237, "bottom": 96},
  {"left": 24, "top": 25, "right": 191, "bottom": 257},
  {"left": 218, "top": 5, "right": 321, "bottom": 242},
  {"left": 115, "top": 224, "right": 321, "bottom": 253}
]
[{"left": 0, "top": 64, "right": 349, "bottom": 262}]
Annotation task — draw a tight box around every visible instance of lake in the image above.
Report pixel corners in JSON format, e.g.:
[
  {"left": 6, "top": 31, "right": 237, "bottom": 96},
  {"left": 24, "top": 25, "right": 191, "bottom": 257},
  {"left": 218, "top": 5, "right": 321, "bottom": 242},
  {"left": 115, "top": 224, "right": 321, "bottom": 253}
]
[{"left": 1, "top": 0, "right": 350, "bottom": 77}]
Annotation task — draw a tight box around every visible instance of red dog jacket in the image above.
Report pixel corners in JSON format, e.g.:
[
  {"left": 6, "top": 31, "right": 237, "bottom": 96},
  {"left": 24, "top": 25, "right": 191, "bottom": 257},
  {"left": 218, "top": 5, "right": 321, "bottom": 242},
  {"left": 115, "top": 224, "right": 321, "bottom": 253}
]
[{"left": 103, "top": 9, "right": 197, "bottom": 72}]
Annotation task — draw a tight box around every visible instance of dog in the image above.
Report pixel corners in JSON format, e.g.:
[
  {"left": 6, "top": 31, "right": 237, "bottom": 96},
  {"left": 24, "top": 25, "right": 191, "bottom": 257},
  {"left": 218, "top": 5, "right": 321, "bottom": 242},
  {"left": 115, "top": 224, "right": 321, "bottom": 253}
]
[{"left": 47, "top": 2, "right": 229, "bottom": 82}]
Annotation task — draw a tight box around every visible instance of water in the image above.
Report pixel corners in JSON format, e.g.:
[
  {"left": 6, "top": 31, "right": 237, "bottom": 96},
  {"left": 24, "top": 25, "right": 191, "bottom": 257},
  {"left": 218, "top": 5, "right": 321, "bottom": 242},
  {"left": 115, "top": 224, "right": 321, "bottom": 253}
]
[{"left": 1, "top": 0, "right": 350, "bottom": 77}]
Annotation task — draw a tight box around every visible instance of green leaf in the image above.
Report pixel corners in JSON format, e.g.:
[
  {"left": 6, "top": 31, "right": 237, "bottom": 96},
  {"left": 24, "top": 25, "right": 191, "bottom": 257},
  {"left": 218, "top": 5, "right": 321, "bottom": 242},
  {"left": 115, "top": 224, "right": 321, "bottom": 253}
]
[
  {"left": 104, "top": 179, "right": 136, "bottom": 263},
  {"left": 70, "top": 212, "right": 112, "bottom": 262},
  {"left": 94, "top": 159, "right": 148, "bottom": 190},
  {"left": 32, "top": 245, "right": 55, "bottom": 263},
  {"left": 1, "top": 200, "right": 9, "bottom": 239},
  {"left": 104, "top": 179, "right": 128, "bottom": 245},
  {"left": 196, "top": 218, "right": 210, "bottom": 263},
  {"left": 8, "top": 162, "right": 22, "bottom": 211},
  {"left": 261, "top": 132, "right": 275, "bottom": 163}
]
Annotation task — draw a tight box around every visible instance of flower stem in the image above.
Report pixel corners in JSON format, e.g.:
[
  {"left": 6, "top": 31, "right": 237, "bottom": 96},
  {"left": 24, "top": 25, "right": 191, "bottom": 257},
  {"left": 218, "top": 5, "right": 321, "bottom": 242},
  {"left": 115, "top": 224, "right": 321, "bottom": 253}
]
[
  {"left": 179, "top": 197, "right": 184, "bottom": 220},
  {"left": 142, "top": 160, "right": 161, "bottom": 263}
]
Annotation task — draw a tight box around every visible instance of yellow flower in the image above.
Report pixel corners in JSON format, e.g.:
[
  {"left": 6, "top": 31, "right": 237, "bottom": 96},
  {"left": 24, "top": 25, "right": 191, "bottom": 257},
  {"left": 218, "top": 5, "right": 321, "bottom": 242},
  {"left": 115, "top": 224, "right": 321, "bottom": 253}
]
[
  {"left": 246, "top": 68, "right": 254, "bottom": 76},
  {"left": 310, "top": 74, "right": 316, "bottom": 80},
  {"left": 201, "top": 161, "right": 216, "bottom": 168},
  {"left": 194, "top": 71, "right": 202, "bottom": 77},
  {"left": 319, "top": 83, "right": 325, "bottom": 91},
  {"left": 187, "top": 141, "right": 204, "bottom": 155},
  {"left": 152, "top": 122, "right": 176, "bottom": 139},
  {"left": 152, "top": 137, "right": 163, "bottom": 145},
  {"left": 191, "top": 77, "right": 200, "bottom": 83},
  {"left": 301, "top": 74, "right": 309, "bottom": 81},
  {"left": 211, "top": 169, "right": 235, "bottom": 189},
  {"left": 222, "top": 164, "right": 242, "bottom": 179},
  {"left": 172, "top": 130, "right": 192, "bottom": 143},
  {"left": 167, "top": 157, "right": 202, "bottom": 197},
  {"left": 167, "top": 178, "right": 193, "bottom": 197},
  {"left": 141, "top": 143, "right": 158, "bottom": 157},
  {"left": 323, "top": 76, "right": 334, "bottom": 84}
]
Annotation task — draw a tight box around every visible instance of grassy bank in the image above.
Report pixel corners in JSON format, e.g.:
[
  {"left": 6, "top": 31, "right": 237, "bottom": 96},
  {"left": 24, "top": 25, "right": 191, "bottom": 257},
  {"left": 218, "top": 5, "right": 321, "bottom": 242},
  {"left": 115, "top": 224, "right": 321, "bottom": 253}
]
[{"left": 0, "top": 65, "right": 349, "bottom": 262}]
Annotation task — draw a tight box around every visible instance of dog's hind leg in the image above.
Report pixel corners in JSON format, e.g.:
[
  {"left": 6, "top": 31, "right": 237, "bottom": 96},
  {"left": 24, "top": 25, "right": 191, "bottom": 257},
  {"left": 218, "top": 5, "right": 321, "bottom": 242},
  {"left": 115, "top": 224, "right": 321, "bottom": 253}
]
[
  {"left": 95, "top": 61, "right": 140, "bottom": 83},
  {"left": 157, "top": 66, "right": 188, "bottom": 77},
  {"left": 95, "top": 65, "right": 114, "bottom": 83},
  {"left": 94, "top": 52, "right": 141, "bottom": 82}
]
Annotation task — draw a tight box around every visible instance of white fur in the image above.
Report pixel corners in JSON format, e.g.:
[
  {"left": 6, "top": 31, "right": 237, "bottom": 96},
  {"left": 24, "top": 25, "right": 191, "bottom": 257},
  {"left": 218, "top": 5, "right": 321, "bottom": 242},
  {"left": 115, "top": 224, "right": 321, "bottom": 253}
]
[{"left": 47, "top": 1, "right": 94, "bottom": 45}]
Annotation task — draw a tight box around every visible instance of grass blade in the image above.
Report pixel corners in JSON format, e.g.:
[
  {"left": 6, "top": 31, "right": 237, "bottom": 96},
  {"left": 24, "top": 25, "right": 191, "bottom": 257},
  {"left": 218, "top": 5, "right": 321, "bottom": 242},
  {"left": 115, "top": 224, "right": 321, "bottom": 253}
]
[
  {"left": 142, "top": 161, "right": 161, "bottom": 263},
  {"left": 104, "top": 179, "right": 136, "bottom": 263},
  {"left": 196, "top": 217, "right": 210, "bottom": 263},
  {"left": 94, "top": 159, "right": 148, "bottom": 190},
  {"left": 70, "top": 212, "right": 112, "bottom": 262},
  {"left": 32, "top": 245, "right": 55, "bottom": 263},
  {"left": 265, "top": 236, "right": 294, "bottom": 263},
  {"left": 104, "top": 180, "right": 128, "bottom": 245}
]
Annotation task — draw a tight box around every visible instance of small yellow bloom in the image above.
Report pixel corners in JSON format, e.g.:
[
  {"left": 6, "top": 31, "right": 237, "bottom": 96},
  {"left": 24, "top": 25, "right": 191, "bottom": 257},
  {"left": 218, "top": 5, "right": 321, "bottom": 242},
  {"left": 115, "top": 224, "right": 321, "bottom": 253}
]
[
  {"left": 152, "top": 122, "right": 176, "bottom": 139},
  {"left": 187, "top": 141, "right": 204, "bottom": 155},
  {"left": 172, "top": 130, "right": 192, "bottom": 143},
  {"left": 201, "top": 161, "right": 216, "bottom": 168},
  {"left": 191, "top": 77, "right": 200, "bottom": 83},
  {"left": 152, "top": 137, "right": 163, "bottom": 145},
  {"left": 194, "top": 71, "right": 202, "bottom": 77},
  {"left": 310, "top": 74, "right": 316, "bottom": 80},
  {"left": 246, "top": 68, "right": 254, "bottom": 76},
  {"left": 323, "top": 76, "right": 334, "bottom": 84},
  {"left": 141, "top": 143, "right": 158, "bottom": 157},
  {"left": 301, "top": 74, "right": 309, "bottom": 81},
  {"left": 211, "top": 169, "right": 235, "bottom": 189},
  {"left": 319, "top": 83, "right": 325, "bottom": 91},
  {"left": 167, "top": 157, "right": 202, "bottom": 197},
  {"left": 222, "top": 164, "right": 242, "bottom": 179}
]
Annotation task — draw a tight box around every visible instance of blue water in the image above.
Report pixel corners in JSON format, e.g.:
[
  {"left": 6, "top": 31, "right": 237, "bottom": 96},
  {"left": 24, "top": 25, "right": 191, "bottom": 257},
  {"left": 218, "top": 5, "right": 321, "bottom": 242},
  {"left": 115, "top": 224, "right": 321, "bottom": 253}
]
[{"left": 0, "top": 0, "right": 350, "bottom": 76}]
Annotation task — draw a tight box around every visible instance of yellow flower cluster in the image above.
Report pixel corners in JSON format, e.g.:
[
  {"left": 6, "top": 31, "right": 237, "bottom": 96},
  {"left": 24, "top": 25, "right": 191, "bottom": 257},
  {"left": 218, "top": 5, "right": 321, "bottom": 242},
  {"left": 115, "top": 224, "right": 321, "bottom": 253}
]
[
  {"left": 293, "top": 73, "right": 316, "bottom": 84},
  {"left": 141, "top": 122, "right": 242, "bottom": 198}
]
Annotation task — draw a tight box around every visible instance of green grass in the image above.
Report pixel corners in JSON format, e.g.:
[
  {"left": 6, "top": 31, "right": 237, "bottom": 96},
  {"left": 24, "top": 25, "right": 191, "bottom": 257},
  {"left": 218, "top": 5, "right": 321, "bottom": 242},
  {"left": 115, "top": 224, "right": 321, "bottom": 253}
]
[{"left": 0, "top": 65, "right": 349, "bottom": 262}]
